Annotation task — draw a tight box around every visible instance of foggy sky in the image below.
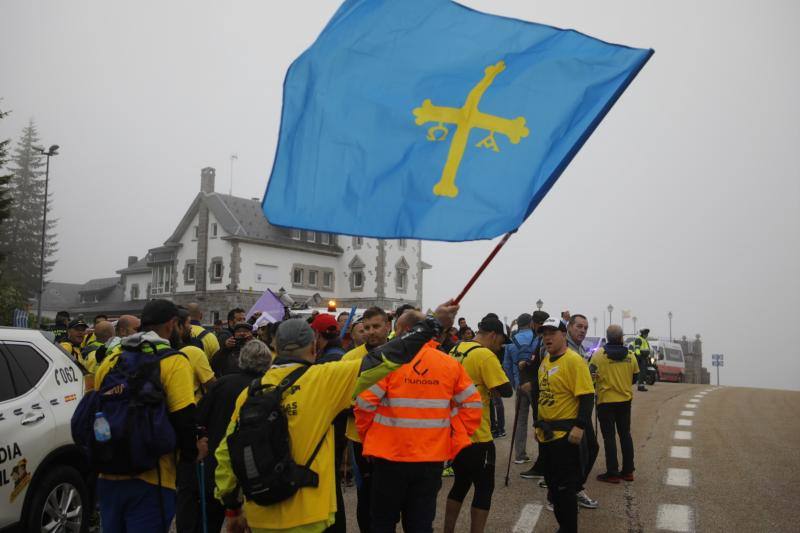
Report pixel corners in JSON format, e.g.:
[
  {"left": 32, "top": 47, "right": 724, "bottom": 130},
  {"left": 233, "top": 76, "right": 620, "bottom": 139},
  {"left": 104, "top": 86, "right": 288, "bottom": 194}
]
[{"left": 1, "top": 1, "right": 798, "bottom": 390}]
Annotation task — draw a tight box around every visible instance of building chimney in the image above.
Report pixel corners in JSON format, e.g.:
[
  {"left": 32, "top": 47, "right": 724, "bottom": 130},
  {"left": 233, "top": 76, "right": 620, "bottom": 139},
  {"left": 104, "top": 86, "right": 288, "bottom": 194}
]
[
  {"left": 201, "top": 167, "right": 216, "bottom": 193},
  {"left": 127, "top": 255, "right": 138, "bottom": 267}
]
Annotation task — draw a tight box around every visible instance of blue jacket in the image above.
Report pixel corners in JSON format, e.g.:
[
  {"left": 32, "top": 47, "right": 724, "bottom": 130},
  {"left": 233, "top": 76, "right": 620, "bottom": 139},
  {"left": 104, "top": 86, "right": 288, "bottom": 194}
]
[{"left": 503, "top": 328, "right": 538, "bottom": 388}]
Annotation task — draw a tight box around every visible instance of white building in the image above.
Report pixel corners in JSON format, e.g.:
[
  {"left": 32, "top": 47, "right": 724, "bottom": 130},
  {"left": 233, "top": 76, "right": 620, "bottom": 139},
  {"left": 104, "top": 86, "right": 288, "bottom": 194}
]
[{"left": 114, "top": 167, "right": 430, "bottom": 322}]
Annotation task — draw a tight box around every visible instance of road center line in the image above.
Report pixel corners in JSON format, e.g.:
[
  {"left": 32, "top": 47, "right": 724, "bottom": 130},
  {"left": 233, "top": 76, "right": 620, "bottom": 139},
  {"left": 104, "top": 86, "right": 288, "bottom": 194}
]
[
  {"left": 665, "top": 468, "right": 692, "bottom": 487},
  {"left": 512, "top": 503, "right": 543, "bottom": 533},
  {"left": 684, "top": 404, "right": 697, "bottom": 409},
  {"left": 656, "top": 504, "right": 694, "bottom": 532},
  {"left": 688, "top": 399, "right": 700, "bottom": 404},
  {"left": 680, "top": 410, "right": 694, "bottom": 417},
  {"left": 670, "top": 446, "right": 692, "bottom": 459},
  {"left": 674, "top": 430, "right": 692, "bottom": 440},
  {"left": 677, "top": 419, "right": 693, "bottom": 427}
]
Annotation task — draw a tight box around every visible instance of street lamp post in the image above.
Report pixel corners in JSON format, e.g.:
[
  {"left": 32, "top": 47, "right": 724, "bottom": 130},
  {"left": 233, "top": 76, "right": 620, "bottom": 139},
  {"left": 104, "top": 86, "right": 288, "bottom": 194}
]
[
  {"left": 593, "top": 316, "right": 598, "bottom": 336},
  {"left": 668, "top": 311, "right": 673, "bottom": 341},
  {"left": 633, "top": 316, "right": 637, "bottom": 334},
  {"left": 607, "top": 304, "right": 613, "bottom": 328},
  {"left": 536, "top": 299, "right": 543, "bottom": 311},
  {"left": 35, "top": 144, "right": 59, "bottom": 328}
]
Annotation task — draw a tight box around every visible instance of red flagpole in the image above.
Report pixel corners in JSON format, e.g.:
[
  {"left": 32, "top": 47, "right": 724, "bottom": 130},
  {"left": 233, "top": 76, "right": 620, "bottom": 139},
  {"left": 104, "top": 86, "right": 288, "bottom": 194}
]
[{"left": 454, "top": 231, "right": 515, "bottom": 304}]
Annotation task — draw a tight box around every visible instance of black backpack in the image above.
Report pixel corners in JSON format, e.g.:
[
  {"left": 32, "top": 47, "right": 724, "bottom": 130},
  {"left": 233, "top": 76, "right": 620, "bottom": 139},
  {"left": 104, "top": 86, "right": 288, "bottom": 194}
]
[{"left": 227, "top": 364, "right": 326, "bottom": 506}]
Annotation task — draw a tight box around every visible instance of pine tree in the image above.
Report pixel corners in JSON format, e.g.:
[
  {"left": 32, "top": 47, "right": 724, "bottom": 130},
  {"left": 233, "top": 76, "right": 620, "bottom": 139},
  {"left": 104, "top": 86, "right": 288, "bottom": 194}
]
[
  {"left": 0, "top": 103, "right": 13, "bottom": 259},
  {"left": 0, "top": 119, "right": 58, "bottom": 300}
]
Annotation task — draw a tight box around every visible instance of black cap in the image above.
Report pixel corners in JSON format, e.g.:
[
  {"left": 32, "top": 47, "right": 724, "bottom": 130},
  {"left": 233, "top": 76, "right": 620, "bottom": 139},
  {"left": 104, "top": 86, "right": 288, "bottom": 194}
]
[
  {"left": 478, "top": 315, "right": 508, "bottom": 341},
  {"left": 532, "top": 311, "right": 550, "bottom": 324},
  {"left": 517, "top": 313, "right": 532, "bottom": 328},
  {"left": 233, "top": 322, "right": 254, "bottom": 332},
  {"left": 67, "top": 319, "right": 88, "bottom": 329},
  {"left": 141, "top": 299, "right": 180, "bottom": 328}
]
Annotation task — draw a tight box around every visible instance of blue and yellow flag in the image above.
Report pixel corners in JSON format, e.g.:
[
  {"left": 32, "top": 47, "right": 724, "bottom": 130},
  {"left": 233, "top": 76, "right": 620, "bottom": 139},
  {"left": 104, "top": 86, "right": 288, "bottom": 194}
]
[{"left": 264, "top": 0, "right": 653, "bottom": 241}]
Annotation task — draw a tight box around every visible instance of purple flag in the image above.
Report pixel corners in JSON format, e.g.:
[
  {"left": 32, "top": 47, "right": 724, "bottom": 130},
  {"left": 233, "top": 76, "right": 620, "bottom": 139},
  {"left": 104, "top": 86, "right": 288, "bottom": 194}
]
[{"left": 246, "top": 288, "right": 285, "bottom": 325}]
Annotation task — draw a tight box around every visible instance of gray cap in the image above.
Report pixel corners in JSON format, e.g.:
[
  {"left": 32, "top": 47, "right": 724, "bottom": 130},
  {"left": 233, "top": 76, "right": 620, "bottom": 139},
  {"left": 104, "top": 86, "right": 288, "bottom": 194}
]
[{"left": 276, "top": 318, "right": 315, "bottom": 354}]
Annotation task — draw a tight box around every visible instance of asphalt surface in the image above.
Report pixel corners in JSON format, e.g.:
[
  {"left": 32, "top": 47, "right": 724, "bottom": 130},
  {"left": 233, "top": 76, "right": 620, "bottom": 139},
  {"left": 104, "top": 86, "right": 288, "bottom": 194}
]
[{"left": 341, "top": 383, "right": 800, "bottom": 532}]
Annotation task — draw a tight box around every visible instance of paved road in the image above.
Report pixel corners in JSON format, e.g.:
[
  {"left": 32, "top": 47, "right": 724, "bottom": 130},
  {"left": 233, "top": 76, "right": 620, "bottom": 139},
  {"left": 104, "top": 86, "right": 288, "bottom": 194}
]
[{"left": 342, "top": 383, "right": 800, "bottom": 532}]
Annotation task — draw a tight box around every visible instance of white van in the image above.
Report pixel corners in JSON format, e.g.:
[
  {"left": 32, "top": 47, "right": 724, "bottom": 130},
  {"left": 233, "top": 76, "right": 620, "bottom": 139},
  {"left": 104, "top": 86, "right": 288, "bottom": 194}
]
[{"left": 625, "top": 336, "right": 686, "bottom": 383}]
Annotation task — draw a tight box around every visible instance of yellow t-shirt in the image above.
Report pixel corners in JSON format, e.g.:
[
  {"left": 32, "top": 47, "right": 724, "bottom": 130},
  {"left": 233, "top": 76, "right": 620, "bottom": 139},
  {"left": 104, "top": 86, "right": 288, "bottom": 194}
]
[
  {"left": 191, "top": 324, "right": 220, "bottom": 360},
  {"left": 181, "top": 344, "right": 216, "bottom": 402},
  {"left": 341, "top": 344, "right": 369, "bottom": 442},
  {"left": 451, "top": 342, "right": 508, "bottom": 443},
  {"left": 94, "top": 345, "right": 195, "bottom": 490},
  {"left": 215, "top": 359, "right": 362, "bottom": 530},
  {"left": 590, "top": 347, "right": 639, "bottom": 404},
  {"left": 536, "top": 348, "right": 595, "bottom": 442}
]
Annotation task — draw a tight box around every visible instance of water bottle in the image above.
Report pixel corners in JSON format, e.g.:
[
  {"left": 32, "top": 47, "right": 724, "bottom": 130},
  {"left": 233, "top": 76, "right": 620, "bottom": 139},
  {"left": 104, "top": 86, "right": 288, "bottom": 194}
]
[{"left": 93, "top": 412, "right": 111, "bottom": 443}]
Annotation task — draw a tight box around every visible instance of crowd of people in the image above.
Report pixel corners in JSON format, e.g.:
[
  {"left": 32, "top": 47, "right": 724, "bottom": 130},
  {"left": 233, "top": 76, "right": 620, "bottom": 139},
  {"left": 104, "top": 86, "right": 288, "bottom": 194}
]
[{"left": 51, "top": 299, "right": 650, "bottom": 533}]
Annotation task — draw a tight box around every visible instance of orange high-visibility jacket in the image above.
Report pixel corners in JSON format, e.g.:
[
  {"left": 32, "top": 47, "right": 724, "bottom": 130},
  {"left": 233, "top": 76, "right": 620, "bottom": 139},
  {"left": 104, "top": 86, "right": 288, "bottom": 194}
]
[{"left": 354, "top": 340, "right": 482, "bottom": 462}]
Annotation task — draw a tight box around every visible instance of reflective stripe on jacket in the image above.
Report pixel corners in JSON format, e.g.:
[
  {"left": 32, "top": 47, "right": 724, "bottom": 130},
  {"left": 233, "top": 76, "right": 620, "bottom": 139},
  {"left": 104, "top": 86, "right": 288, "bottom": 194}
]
[{"left": 354, "top": 340, "right": 481, "bottom": 462}]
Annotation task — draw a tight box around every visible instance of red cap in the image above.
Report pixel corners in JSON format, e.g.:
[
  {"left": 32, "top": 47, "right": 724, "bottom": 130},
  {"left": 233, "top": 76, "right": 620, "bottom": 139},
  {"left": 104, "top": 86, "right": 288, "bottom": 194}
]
[{"left": 311, "top": 313, "right": 339, "bottom": 335}]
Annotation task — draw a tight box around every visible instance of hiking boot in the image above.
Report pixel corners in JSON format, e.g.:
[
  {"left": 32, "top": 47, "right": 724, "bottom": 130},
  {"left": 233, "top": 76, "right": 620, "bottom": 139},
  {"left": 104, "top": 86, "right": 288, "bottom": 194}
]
[
  {"left": 596, "top": 472, "right": 621, "bottom": 484},
  {"left": 520, "top": 466, "right": 545, "bottom": 479},
  {"left": 538, "top": 480, "right": 548, "bottom": 489},
  {"left": 577, "top": 490, "right": 598, "bottom": 509},
  {"left": 637, "top": 385, "right": 648, "bottom": 392},
  {"left": 621, "top": 472, "right": 635, "bottom": 482},
  {"left": 514, "top": 455, "right": 532, "bottom": 464}
]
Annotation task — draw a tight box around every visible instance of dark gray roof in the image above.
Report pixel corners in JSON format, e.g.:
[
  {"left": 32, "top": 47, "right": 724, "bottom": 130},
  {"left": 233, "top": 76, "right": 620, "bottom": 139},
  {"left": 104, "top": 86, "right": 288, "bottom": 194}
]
[
  {"left": 80, "top": 277, "right": 120, "bottom": 294},
  {"left": 40, "top": 282, "right": 83, "bottom": 311},
  {"left": 165, "top": 193, "right": 343, "bottom": 256},
  {"left": 117, "top": 256, "right": 150, "bottom": 274}
]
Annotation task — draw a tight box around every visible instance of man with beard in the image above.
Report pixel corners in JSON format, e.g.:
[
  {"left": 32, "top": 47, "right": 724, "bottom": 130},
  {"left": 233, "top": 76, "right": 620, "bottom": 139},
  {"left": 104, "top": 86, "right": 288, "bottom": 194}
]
[{"left": 343, "top": 306, "right": 392, "bottom": 533}]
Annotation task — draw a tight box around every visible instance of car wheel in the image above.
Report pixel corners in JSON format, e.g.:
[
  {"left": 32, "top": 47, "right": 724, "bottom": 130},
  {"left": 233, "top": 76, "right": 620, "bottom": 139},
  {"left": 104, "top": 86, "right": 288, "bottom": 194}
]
[
  {"left": 24, "top": 464, "right": 89, "bottom": 533},
  {"left": 677, "top": 373, "right": 684, "bottom": 383}
]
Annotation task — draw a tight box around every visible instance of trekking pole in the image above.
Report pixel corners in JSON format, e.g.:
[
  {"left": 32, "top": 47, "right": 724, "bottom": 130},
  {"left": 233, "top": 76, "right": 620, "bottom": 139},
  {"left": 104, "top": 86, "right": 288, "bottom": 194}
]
[
  {"left": 504, "top": 391, "right": 522, "bottom": 487},
  {"left": 197, "top": 462, "right": 208, "bottom": 533}
]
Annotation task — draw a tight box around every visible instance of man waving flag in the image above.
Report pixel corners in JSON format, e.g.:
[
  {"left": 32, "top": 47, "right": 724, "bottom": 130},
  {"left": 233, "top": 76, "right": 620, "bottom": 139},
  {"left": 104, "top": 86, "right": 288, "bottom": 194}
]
[{"left": 263, "top": 0, "right": 652, "bottom": 241}]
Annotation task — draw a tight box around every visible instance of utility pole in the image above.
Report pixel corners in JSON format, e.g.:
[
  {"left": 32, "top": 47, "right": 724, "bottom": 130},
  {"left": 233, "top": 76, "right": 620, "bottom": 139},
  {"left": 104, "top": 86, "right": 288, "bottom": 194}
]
[
  {"left": 229, "top": 153, "right": 238, "bottom": 195},
  {"left": 35, "top": 144, "right": 59, "bottom": 328},
  {"left": 593, "top": 316, "right": 597, "bottom": 336}
]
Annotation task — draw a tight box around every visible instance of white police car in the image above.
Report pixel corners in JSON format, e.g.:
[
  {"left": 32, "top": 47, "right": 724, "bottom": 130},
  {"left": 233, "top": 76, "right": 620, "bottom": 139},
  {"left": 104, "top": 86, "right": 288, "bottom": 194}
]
[{"left": 0, "top": 327, "right": 91, "bottom": 532}]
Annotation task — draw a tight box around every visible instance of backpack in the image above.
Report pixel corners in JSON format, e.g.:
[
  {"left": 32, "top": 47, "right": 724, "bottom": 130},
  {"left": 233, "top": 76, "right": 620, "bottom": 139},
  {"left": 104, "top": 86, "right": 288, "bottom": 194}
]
[
  {"left": 71, "top": 342, "right": 181, "bottom": 475},
  {"left": 510, "top": 333, "right": 537, "bottom": 364},
  {"left": 227, "top": 364, "right": 326, "bottom": 506},
  {"left": 450, "top": 342, "right": 484, "bottom": 362}
]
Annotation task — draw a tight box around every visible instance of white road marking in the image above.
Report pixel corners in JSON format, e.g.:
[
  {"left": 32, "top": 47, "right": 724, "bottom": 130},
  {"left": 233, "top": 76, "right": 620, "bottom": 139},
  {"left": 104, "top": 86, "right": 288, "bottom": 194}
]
[
  {"left": 671, "top": 446, "right": 692, "bottom": 459},
  {"left": 674, "top": 430, "right": 692, "bottom": 440},
  {"left": 692, "top": 396, "right": 703, "bottom": 399},
  {"left": 657, "top": 503, "right": 694, "bottom": 531},
  {"left": 665, "top": 468, "right": 692, "bottom": 487},
  {"left": 688, "top": 399, "right": 700, "bottom": 404},
  {"left": 680, "top": 410, "right": 694, "bottom": 417},
  {"left": 684, "top": 404, "right": 697, "bottom": 409},
  {"left": 512, "top": 503, "right": 543, "bottom": 533},
  {"left": 677, "top": 419, "right": 693, "bottom": 427}
]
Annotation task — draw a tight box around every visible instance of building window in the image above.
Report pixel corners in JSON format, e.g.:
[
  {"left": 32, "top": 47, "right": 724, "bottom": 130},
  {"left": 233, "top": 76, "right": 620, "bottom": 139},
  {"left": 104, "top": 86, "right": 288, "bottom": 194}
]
[
  {"left": 353, "top": 236, "right": 364, "bottom": 249},
  {"left": 398, "top": 239, "right": 407, "bottom": 249},
  {"left": 210, "top": 311, "right": 220, "bottom": 323},
  {"left": 194, "top": 225, "right": 199, "bottom": 239},
  {"left": 322, "top": 271, "right": 333, "bottom": 289},
  {"left": 291, "top": 229, "right": 301, "bottom": 240},
  {"left": 352, "top": 271, "right": 364, "bottom": 290},
  {"left": 292, "top": 267, "right": 304, "bottom": 286},
  {"left": 130, "top": 284, "right": 140, "bottom": 300},
  {"left": 185, "top": 262, "right": 196, "bottom": 284},
  {"left": 152, "top": 263, "right": 174, "bottom": 294},
  {"left": 321, "top": 233, "right": 330, "bottom": 245},
  {"left": 211, "top": 223, "right": 218, "bottom": 238},
  {"left": 210, "top": 258, "right": 224, "bottom": 283},
  {"left": 307, "top": 231, "right": 316, "bottom": 243},
  {"left": 395, "top": 257, "right": 409, "bottom": 293},
  {"left": 308, "top": 270, "right": 318, "bottom": 287}
]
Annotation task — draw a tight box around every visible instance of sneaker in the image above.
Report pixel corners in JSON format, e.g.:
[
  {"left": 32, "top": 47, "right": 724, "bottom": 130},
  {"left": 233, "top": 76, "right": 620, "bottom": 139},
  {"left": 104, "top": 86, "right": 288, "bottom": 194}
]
[
  {"left": 637, "top": 385, "right": 648, "bottom": 392},
  {"left": 621, "top": 472, "right": 635, "bottom": 482},
  {"left": 442, "top": 466, "right": 454, "bottom": 478},
  {"left": 576, "top": 490, "right": 598, "bottom": 509},
  {"left": 520, "top": 466, "right": 545, "bottom": 479},
  {"left": 596, "top": 472, "right": 621, "bottom": 484},
  {"left": 545, "top": 500, "right": 554, "bottom": 512},
  {"left": 514, "top": 455, "right": 532, "bottom": 464},
  {"left": 538, "top": 480, "right": 548, "bottom": 489},
  {"left": 494, "top": 430, "right": 507, "bottom": 438}
]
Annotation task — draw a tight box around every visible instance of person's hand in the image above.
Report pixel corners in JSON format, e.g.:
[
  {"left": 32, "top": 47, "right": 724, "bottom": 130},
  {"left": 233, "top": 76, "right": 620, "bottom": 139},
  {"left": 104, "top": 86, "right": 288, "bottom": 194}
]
[
  {"left": 520, "top": 382, "right": 532, "bottom": 394},
  {"left": 434, "top": 299, "right": 460, "bottom": 330},
  {"left": 196, "top": 437, "right": 209, "bottom": 462},
  {"left": 226, "top": 511, "right": 249, "bottom": 533},
  {"left": 225, "top": 336, "right": 236, "bottom": 348},
  {"left": 518, "top": 361, "right": 527, "bottom": 370},
  {"left": 568, "top": 426, "right": 584, "bottom": 445}
]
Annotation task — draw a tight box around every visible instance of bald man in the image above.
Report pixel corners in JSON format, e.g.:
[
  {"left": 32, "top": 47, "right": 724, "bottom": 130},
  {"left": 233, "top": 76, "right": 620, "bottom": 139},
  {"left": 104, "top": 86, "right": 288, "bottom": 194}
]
[
  {"left": 116, "top": 315, "right": 141, "bottom": 338},
  {"left": 187, "top": 302, "right": 220, "bottom": 360},
  {"left": 83, "top": 321, "right": 117, "bottom": 373}
]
